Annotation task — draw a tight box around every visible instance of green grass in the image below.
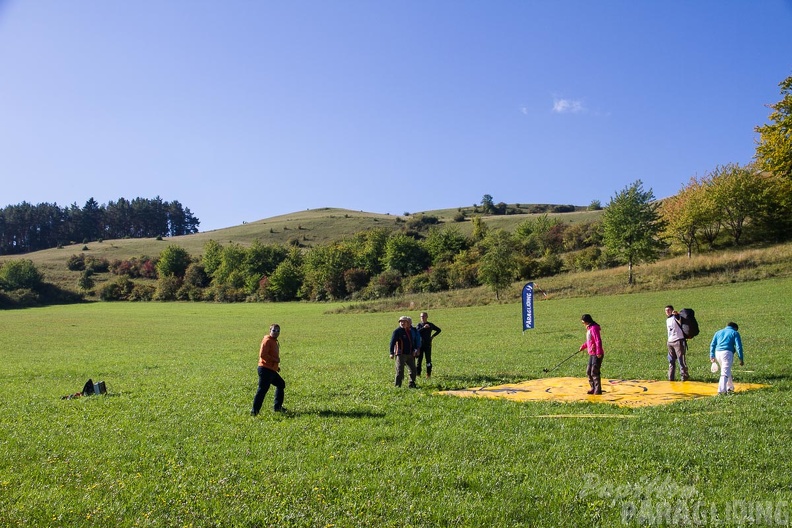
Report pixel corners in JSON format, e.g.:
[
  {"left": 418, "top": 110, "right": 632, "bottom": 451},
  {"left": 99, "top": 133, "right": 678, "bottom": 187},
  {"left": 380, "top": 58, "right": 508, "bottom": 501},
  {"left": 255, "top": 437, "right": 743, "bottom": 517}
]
[{"left": 2, "top": 278, "right": 791, "bottom": 526}]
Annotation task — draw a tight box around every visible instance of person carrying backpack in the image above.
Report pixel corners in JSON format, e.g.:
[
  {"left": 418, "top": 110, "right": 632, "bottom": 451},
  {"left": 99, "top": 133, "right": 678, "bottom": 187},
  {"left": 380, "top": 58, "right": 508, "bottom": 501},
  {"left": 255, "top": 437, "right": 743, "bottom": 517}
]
[{"left": 665, "top": 305, "right": 689, "bottom": 381}]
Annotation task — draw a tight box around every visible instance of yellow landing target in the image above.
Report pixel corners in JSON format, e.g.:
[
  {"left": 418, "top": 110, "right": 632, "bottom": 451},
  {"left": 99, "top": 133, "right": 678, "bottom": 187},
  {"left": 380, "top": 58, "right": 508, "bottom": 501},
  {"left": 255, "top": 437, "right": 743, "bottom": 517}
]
[{"left": 439, "top": 377, "right": 768, "bottom": 408}]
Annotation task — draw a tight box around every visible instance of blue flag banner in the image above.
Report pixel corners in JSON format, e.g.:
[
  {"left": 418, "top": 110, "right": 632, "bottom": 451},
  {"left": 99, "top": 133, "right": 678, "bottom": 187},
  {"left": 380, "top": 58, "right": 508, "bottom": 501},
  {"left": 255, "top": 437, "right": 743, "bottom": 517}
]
[{"left": 522, "top": 282, "right": 534, "bottom": 331}]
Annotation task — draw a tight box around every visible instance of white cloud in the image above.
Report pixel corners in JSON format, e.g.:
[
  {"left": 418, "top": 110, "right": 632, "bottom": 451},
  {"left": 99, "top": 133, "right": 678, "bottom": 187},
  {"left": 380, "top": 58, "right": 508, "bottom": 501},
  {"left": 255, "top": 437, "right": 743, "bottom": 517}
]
[{"left": 552, "top": 98, "right": 584, "bottom": 114}]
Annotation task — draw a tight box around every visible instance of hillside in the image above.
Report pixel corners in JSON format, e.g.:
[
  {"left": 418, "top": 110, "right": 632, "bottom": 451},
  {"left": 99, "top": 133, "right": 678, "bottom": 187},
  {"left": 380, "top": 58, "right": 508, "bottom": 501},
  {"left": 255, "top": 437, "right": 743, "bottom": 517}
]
[{"left": 3, "top": 205, "right": 601, "bottom": 290}]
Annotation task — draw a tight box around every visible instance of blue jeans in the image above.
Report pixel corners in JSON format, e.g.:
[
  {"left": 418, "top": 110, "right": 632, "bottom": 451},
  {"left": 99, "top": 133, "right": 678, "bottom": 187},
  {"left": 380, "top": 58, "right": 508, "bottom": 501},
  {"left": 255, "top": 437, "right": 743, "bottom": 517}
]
[{"left": 252, "top": 366, "right": 285, "bottom": 413}]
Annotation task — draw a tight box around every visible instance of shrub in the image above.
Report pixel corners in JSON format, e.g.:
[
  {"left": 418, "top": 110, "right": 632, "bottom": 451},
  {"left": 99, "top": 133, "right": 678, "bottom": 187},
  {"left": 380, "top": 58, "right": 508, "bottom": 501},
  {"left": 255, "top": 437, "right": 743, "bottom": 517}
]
[
  {"left": 85, "top": 256, "right": 110, "bottom": 273},
  {"left": 343, "top": 268, "right": 370, "bottom": 294},
  {"left": 78, "top": 269, "right": 95, "bottom": 291},
  {"left": 99, "top": 277, "right": 134, "bottom": 301},
  {"left": 67, "top": 254, "right": 86, "bottom": 271},
  {"left": 129, "top": 284, "right": 156, "bottom": 302},
  {"left": 176, "top": 284, "right": 204, "bottom": 301},
  {"left": 156, "top": 245, "right": 191, "bottom": 278},
  {"left": 0, "top": 259, "right": 44, "bottom": 291},
  {"left": 154, "top": 275, "right": 182, "bottom": 301},
  {"left": 205, "top": 284, "right": 247, "bottom": 303},
  {"left": 183, "top": 263, "right": 209, "bottom": 288}
]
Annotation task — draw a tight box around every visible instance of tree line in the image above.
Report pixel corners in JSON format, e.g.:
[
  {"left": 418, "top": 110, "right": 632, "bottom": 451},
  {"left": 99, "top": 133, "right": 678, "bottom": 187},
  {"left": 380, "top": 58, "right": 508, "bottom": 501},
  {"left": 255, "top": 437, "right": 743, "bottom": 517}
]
[
  {"left": 0, "top": 197, "right": 200, "bottom": 255},
  {"left": 89, "top": 211, "right": 604, "bottom": 303}
]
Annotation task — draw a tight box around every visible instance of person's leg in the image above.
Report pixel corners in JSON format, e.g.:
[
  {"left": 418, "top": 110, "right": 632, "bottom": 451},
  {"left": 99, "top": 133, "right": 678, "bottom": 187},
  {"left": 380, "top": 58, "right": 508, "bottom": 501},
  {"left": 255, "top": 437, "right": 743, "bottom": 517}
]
[
  {"left": 425, "top": 347, "right": 433, "bottom": 378},
  {"left": 271, "top": 371, "right": 286, "bottom": 411},
  {"left": 679, "top": 341, "right": 689, "bottom": 381},
  {"left": 586, "top": 355, "right": 595, "bottom": 393},
  {"left": 394, "top": 355, "right": 405, "bottom": 387},
  {"left": 252, "top": 366, "right": 272, "bottom": 415},
  {"left": 723, "top": 351, "right": 735, "bottom": 392},
  {"left": 591, "top": 356, "right": 602, "bottom": 394},
  {"left": 407, "top": 355, "right": 418, "bottom": 387},
  {"left": 716, "top": 350, "right": 733, "bottom": 394},
  {"left": 667, "top": 343, "right": 678, "bottom": 381},
  {"left": 416, "top": 350, "right": 424, "bottom": 377}
]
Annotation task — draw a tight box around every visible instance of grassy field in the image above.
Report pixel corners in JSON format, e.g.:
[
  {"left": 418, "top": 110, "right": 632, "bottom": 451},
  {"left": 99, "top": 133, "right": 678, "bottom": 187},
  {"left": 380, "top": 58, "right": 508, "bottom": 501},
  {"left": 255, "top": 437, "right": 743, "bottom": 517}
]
[{"left": 2, "top": 277, "right": 791, "bottom": 526}]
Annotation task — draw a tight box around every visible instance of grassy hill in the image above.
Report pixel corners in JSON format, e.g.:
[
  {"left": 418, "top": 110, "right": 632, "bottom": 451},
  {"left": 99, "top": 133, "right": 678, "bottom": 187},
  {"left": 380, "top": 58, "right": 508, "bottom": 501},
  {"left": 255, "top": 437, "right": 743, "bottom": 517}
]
[
  {"left": 5, "top": 204, "right": 791, "bottom": 306},
  {"left": 1, "top": 205, "right": 601, "bottom": 292}
]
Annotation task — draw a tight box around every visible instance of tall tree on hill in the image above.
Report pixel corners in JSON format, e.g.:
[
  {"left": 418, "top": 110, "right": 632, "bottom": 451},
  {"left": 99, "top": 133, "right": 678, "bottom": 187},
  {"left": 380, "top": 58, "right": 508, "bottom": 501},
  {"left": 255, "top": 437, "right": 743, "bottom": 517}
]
[
  {"left": 660, "top": 178, "right": 708, "bottom": 257},
  {"left": 105, "top": 198, "right": 135, "bottom": 239},
  {"left": 80, "top": 198, "right": 104, "bottom": 242},
  {"left": 167, "top": 200, "right": 200, "bottom": 236},
  {"left": 477, "top": 229, "right": 517, "bottom": 300},
  {"left": 481, "top": 194, "right": 495, "bottom": 214},
  {"left": 602, "top": 180, "right": 666, "bottom": 285},
  {"left": 755, "top": 73, "right": 792, "bottom": 179}
]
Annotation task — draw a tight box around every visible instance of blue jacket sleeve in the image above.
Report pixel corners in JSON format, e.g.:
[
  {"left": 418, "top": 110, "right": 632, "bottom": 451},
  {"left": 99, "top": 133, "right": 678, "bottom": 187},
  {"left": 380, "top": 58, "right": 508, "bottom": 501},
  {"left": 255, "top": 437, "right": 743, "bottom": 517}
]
[{"left": 735, "top": 332, "right": 744, "bottom": 362}]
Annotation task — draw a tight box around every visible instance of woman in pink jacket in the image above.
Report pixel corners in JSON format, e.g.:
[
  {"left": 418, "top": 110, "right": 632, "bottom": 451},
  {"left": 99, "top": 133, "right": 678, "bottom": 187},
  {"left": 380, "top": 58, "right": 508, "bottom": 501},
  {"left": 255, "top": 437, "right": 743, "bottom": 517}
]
[{"left": 579, "top": 314, "right": 604, "bottom": 395}]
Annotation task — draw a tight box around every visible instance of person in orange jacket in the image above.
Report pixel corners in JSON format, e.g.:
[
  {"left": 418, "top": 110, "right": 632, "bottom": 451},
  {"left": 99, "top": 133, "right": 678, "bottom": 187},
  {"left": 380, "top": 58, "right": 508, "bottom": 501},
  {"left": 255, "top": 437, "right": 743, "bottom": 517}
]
[{"left": 251, "top": 323, "right": 287, "bottom": 415}]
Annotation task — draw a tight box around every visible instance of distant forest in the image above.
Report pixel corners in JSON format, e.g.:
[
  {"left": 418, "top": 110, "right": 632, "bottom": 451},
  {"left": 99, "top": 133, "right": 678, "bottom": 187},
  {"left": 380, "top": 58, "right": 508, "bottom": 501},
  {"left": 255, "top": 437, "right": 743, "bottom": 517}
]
[{"left": 0, "top": 197, "right": 200, "bottom": 255}]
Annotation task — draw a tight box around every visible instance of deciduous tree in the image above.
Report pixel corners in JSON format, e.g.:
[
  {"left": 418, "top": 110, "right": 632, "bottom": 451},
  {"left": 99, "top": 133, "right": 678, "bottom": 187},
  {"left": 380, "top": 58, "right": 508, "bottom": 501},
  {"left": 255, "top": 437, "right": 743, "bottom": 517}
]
[
  {"left": 755, "top": 74, "right": 792, "bottom": 179},
  {"left": 602, "top": 180, "right": 666, "bottom": 285},
  {"left": 478, "top": 229, "right": 517, "bottom": 300}
]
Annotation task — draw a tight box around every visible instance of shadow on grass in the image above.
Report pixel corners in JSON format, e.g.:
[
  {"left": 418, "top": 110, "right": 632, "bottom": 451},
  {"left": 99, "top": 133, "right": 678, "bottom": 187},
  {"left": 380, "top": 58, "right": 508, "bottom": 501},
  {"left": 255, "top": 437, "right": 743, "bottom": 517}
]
[
  {"left": 434, "top": 374, "right": 536, "bottom": 391},
  {"left": 262, "top": 409, "right": 387, "bottom": 419},
  {"left": 315, "top": 409, "right": 386, "bottom": 419}
]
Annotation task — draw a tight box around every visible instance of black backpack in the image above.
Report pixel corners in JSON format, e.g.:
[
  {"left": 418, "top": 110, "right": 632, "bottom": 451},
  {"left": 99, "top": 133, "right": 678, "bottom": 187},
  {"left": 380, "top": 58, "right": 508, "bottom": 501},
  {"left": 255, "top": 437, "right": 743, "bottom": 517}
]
[{"left": 678, "top": 308, "right": 700, "bottom": 339}]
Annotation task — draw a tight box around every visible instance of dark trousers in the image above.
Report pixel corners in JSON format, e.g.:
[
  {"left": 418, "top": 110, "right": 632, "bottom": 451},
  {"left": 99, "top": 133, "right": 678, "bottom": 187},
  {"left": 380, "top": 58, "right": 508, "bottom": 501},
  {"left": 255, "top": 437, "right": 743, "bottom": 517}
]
[
  {"left": 587, "top": 355, "right": 603, "bottom": 394},
  {"left": 417, "top": 346, "right": 433, "bottom": 376},
  {"left": 252, "top": 366, "right": 285, "bottom": 413},
  {"left": 394, "top": 354, "right": 417, "bottom": 387}
]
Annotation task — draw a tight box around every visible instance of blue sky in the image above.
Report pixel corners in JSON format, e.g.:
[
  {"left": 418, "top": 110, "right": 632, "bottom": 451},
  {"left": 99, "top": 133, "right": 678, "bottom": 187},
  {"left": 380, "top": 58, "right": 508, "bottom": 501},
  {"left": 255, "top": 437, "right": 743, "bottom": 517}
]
[{"left": 1, "top": 1, "right": 791, "bottom": 232}]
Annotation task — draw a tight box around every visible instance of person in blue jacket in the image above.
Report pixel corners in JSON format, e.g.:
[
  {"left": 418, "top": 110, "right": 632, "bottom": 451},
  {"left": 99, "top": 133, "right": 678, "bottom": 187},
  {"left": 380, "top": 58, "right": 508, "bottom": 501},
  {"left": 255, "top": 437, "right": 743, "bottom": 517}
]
[
  {"left": 709, "top": 322, "right": 744, "bottom": 395},
  {"left": 389, "top": 315, "right": 421, "bottom": 388}
]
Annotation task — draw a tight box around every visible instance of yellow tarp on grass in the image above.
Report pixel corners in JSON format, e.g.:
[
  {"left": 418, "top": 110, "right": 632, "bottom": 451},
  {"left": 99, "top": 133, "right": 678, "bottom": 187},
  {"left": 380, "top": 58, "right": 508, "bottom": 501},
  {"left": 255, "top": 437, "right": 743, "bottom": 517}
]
[{"left": 440, "top": 377, "right": 768, "bottom": 408}]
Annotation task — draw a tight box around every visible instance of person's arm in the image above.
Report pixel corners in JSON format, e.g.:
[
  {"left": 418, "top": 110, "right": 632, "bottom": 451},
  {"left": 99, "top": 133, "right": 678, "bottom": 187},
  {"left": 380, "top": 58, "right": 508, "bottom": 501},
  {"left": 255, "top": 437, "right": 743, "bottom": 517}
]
[
  {"left": 709, "top": 334, "right": 717, "bottom": 360},
  {"left": 591, "top": 326, "right": 603, "bottom": 357},
  {"left": 735, "top": 332, "right": 744, "bottom": 364},
  {"left": 431, "top": 323, "right": 442, "bottom": 339},
  {"left": 389, "top": 330, "right": 398, "bottom": 358}
]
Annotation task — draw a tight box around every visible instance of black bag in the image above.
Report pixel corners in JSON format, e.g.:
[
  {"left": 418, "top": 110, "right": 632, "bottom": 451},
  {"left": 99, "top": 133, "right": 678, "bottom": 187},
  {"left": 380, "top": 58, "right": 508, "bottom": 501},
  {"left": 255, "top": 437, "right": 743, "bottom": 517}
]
[
  {"left": 678, "top": 308, "right": 700, "bottom": 339},
  {"left": 80, "top": 379, "right": 107, "bottom": 396}
]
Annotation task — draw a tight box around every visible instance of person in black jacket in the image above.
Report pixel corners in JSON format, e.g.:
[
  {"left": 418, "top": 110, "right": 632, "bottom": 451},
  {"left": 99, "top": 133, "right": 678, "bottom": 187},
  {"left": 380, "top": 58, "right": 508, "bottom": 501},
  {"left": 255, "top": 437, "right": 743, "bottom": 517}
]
[
  {"left": 389, "top": 316, "right": 421, "bottom": 388},
  {"left": 416, "top": 312, "right": 442, "bottom": 378}
]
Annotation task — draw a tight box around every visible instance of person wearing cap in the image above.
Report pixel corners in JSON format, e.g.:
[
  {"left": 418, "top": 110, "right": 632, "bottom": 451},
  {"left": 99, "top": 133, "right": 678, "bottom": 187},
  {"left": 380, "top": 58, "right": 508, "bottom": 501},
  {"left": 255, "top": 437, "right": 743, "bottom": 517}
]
[
  {"left": 416, "top": 312, "right": 441, "bottom": 378},
  {"left": 251, "top": 323, "right": 287, "bottom": 415},
  {"left": 389, "top": 316, "right": 422, "bottom": 388},
  {"left": 665, "top": 305, "right": 689, "bottom": 381},
  {"left": 709, "top": 322, "right": 744, "bottom": 395}
]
